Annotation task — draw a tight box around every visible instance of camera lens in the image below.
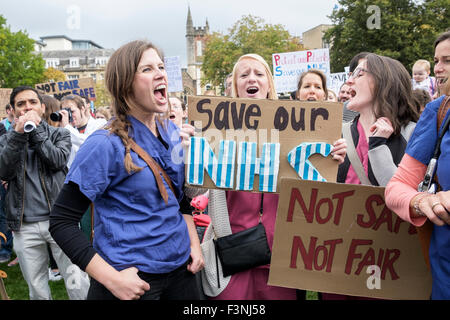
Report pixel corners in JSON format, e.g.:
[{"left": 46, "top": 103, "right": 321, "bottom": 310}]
[{"left": 50, "top": 112, "right": 62, "bottom": 122}]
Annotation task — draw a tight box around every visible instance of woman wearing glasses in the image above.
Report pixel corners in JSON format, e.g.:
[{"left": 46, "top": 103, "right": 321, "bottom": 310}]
[
  {"left": 337, "top": 53, "right": 419, "bottom": 187},
  {"left": 321, "top": 53, "right": 419, "bottom": 300}
]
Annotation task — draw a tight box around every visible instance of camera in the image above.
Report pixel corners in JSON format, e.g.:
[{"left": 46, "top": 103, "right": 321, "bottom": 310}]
[{"left": 50, "top": 108, "right": 73, "bottom": 123}]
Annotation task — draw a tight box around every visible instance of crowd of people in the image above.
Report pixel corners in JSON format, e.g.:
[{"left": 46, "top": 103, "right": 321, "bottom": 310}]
[{"left": 0, "top": 28, "right": 449, "bottom": 300}]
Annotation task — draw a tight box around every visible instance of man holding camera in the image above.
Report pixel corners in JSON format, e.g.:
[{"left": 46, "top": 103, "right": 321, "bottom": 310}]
[
  {"left": 0, "top": 86, "right": 89, "bottom": 300},
  {"left": 58, "top": 95, "right": 106, "bottom": 168}
]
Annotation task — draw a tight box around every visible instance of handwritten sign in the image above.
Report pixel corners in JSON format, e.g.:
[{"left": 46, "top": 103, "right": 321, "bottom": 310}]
[
  {"left": 268, "top": 178, "right": 432, "bottom": 300},
  {"left": 272, "top": 49, "right": 330, "bottom": 93},
  {"left": 164, "top": 56, "right": 183, "bottom": 93},
  {"left": 327, "top": 72, "right": 349, "bottom": 97},
  {"left": 0, "top": 89, "right": 12, "bottom": 119},
  {"left": 186, "top": 96, "right": 342, "bottom": 193},
  {"left": 35, "top": 78, "right": 96, "bottom": 101}
]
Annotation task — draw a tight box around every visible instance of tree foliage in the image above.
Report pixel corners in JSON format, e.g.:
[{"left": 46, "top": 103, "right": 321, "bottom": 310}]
[
  {"left": 0, "top": 15, "right": 46, "bottom": 88},
  {"left": 94, "top": 81, "right": 112, "bottom": 107},
  {"left": 324, "top": 0, "right": 449, "bottom": 73},
  {"left": 42, "top": 67, "right": 66, "bottom": 82},
  {"left": 202, "top": 15, "right": 304, "bottom": 88}
]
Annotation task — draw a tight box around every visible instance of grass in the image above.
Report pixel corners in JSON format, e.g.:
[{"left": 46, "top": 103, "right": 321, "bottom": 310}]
[
  {"left": 1, "top": 253, "right": 319, "bottom": 300},
  {"left": 0, "top": 254, "right": 69, "bottom": 300}
]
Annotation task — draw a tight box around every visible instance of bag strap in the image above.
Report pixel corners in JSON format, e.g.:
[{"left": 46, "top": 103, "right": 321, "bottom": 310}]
[
  {"left": 437, "top": 96, "right": 450, "bottom": 131},
  {"left": 342, "top": 122, "right": 372, "bottom": 186},
  {"left": 129, "top": 138, "right": 176, "bottom": 205},
  {"left": 415, "top": 95, "right": 450, "bottom": 271}
]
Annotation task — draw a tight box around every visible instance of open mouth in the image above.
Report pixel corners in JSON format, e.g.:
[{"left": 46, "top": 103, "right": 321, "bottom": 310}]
[
  {"left": 349, "top": 88, "right": 356, "bottom": 98},
  {"left": 154, "top": 84, "right": 167, "bottom": 104},
  {"left": 307, "top": 97, "right": 317, "bottom": 101},
  {"left": 246, "top": 86, "right": 259, "bottom": 95},
  {"left": 436, "top": 77, "right": 447, "bottom": 86},
  {"left": 169, "top": 113, "right": 176, "bottom": 120}
]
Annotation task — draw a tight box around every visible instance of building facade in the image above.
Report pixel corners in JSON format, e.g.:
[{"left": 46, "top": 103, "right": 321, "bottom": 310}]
[
  {"left": 302, "top": 24, "right": 332, "bottom": 50},
  {"left": 34, "top": 35, "right": 113, "bottom": 83}
]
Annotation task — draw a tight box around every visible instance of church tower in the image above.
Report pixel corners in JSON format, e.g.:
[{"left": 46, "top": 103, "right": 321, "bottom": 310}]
[{"left": 185, "top": 6, "right": 209, "bottom": 95}]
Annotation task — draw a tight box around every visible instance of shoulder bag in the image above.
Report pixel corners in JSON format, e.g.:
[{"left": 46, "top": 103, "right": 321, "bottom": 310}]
[{"left": 213, "top": 194, "right": 271, "bottom": 277}]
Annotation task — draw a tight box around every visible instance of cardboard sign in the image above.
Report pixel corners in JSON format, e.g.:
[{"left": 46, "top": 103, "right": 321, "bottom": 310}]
[
  {"left": 268, "top": 178, "right": 432, "bottom": 300},
  {"left": 164, "top": 56, "right": 183, "bottom": 93},
  {"left": 0, "top": 89, "right": 12, "bottom": 119},
  {"left": 186, "top": 96, "right": 343, "bottom": 193},
  {"left": 272, "top": 49, "right": 330, "bottom": 93},
  {"left": 35, "top": 78, "right": 96, "bottom": 101}
]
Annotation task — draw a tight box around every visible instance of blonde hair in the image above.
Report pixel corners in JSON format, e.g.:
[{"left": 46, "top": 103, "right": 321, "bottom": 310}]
[
  {"left": 231, "top": 54, "right": 278, "bottom": 100},
  {"left": 95, "top": 106, "right": 112, "bottom": 120},
  {"left": 413, "top": 59, "right": 431, "bottom": 73}
]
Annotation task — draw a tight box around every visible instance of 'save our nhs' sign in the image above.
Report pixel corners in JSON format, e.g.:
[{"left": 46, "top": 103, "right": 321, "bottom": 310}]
[{"left": 186, "top": 96, "right": 343, "bottom": 193}]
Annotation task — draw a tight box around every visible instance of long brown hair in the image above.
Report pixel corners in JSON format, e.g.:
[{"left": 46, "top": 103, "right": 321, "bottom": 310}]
[
  {"left": 365, "top": 53, "right": 419, "bottom": 135},
  {"left": 104, "top": 40, "right": 164, "bottom": 173}
]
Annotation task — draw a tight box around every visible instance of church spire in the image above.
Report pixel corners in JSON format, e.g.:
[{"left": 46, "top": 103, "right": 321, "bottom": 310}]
[{"left": 187, "top": 5, "right": 193, "bottom": 28}]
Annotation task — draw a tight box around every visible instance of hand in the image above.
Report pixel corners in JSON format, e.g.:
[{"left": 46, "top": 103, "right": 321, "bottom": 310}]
[
  {"left": 412, "top": 191, "right": 450, "bottom": 226},
  {"left": 370, "top": 117, "right": 394, "bottom": 139},
  {"left": 14, "top": 110, "right": 41, "bottom": 133},
  {"left": 106, "top": 267, "right": 150, "bottom": 300},
  {"left": 59, "top": 109, "right": 70, "bottom": 128},
  {"left": 187, "top": 244, "right": 205, "bottom": 274},
  {"left": 331, "top": 138, "right": 347, "bottom": 164},
  {"left": 179, "top": 123, "right": 195, "bottom": 149}
]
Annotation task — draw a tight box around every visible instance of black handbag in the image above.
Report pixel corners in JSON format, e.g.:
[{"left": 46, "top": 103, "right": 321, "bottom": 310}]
[{"left": 213, "top": 195, "right": 271, "bottom": 277}]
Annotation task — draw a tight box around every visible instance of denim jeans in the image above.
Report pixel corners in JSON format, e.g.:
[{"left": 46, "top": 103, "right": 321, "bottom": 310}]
[{"left": 87, "top": 259, "right": 202, "bottom": 300}]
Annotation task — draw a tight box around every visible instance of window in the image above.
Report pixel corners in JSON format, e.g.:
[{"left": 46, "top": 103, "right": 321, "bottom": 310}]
[
  {"left": 90, "top": 73, "right": 97, "bottom": 82},
  {"left": 45, "top": 58, "right": 60, "bottom": 68},
  {"left": 95, "top": 57, "right": 108, "bottom": 66},
  {"left": 68, "top": 74, "right": 79, "bottom": 80},
  {"left": 70, "top": 57, "right": 79, "bottom": 68},
  {"left": 196, "top": 40, "right": 202, "bottom": 57}
]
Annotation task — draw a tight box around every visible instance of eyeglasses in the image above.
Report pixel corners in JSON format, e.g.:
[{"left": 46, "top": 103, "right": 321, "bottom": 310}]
[{"left": 348, "top": 67, "right": 370, "bottom": 80}]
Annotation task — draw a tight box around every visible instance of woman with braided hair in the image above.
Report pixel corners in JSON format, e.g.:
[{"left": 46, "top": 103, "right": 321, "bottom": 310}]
[{"left": 49, "top": 40, "right": 203, "bottom": 300}]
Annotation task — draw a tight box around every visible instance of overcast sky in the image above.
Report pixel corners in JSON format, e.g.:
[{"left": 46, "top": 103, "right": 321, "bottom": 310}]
[{"left": 0, "top": 0, "right": 338, "bottom": 67}]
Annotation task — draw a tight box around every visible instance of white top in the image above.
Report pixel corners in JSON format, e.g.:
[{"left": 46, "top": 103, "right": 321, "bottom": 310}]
[{"left": 64, "top": 116, "right": 107, "bottom": 168}]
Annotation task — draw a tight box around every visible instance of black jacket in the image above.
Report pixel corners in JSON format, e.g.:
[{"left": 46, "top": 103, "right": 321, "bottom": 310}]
[{"left": 0, "top": 120, "right": 71, "bottom": 231}]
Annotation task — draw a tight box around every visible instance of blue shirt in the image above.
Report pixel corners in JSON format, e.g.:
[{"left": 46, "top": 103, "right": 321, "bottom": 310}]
[
  {"left": 406, "top": 95, "right": 450, "bottom": 299},
  {"left": 65, "top": 116, "right": 191, "bottom": 274}
]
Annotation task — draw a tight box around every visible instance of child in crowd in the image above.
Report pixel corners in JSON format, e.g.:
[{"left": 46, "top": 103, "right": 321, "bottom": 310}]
[{"left": 411, "top": 59, "right": 437, "bottom": 98}]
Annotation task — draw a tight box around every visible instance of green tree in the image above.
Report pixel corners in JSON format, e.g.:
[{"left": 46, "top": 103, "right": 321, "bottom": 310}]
[
  {"left": 0, "top": 15, "right": 45, "bottom": 88},
  {"left": 202, "top": 15, "right": 304, "bottom": 88},
  {"left": 324, "top": 0, "right": 448, "bottom": 73}
]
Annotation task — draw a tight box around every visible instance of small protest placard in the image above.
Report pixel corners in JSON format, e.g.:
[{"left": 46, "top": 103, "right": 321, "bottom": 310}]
[
  {"left": 186, "top": 96, "right": 343, "bottom": 193},
  {"left": 0, "top": 89, "right": 12, "bottom": 119},
  {"left": 268, "top": 178, "right": 432, "bottom": 300},
  {"left": 272, "top": 49, "right": 330, "bottom": 93},
  {"left": 35, "top": 78, "right": 96, "bottom": 101},
  {"left": 164, "top": 56, "right": 183, "bottom": 93}
]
